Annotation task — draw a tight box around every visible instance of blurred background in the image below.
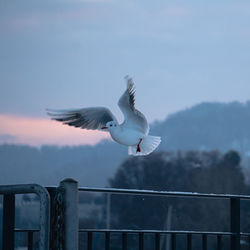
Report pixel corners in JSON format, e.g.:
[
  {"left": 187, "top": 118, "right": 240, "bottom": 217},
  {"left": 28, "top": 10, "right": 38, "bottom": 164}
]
[{"left": 0, "top": 0, "right": 250, "bottom": 249}]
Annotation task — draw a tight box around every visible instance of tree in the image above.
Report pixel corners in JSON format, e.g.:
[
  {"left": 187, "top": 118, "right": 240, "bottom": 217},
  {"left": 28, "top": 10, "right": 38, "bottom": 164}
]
[{"left": 108, "top": 150, "right": 249, "bottom": 250}]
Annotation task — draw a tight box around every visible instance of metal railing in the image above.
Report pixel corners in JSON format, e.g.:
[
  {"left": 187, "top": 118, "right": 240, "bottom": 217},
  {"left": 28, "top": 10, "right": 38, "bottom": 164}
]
[
  {"left": 1, "top": 180, "right": 250, "bottom": 249},
  {"left": 14, "top": 229, "right": 39, "bottom": 250},
  {"left": 78, "top": 187, "right": 250, "bottom": 250},
  {"left": 0, "top": 184, "right": 50, "bottom": 250}
]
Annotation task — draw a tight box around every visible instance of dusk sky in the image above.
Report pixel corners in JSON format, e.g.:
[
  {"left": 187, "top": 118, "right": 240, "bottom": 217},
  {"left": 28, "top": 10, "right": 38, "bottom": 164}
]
[{"left": 0, "top": 0, "right": 250, "bottom": 146}]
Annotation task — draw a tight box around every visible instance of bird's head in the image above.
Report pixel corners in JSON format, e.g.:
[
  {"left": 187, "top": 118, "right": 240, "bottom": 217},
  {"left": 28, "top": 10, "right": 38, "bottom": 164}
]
[{"left": 101, "top": 121, "right": 118, "bottom": 131}]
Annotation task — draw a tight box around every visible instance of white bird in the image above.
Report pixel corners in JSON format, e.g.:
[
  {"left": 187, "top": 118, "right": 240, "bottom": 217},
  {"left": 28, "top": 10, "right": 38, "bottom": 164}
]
[{"left": 47, "top": 76, "right": 161, "bottom": 156}]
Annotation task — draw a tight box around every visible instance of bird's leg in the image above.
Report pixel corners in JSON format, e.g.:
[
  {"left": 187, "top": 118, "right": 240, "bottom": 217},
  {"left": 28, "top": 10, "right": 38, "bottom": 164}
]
[{"left": 137, "top": 139, "right": 143, "bottom": 153}]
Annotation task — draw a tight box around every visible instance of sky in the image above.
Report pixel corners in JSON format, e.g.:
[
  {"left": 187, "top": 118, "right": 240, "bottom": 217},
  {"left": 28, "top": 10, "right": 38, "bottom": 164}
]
[{"left": 0, "top": 0, "right": 250, "bottom": 146}]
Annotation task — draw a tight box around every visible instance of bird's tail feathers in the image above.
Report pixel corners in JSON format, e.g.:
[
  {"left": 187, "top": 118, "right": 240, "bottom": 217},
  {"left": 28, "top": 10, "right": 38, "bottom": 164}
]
[{"left": 128, "top": 135, "right": 161, "bottom": 156}]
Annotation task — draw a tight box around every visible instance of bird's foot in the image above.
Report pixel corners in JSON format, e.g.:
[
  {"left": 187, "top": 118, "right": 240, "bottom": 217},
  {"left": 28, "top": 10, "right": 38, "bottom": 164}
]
[{"left": 136, "top": 139, "right": 142, "bottom": 153}]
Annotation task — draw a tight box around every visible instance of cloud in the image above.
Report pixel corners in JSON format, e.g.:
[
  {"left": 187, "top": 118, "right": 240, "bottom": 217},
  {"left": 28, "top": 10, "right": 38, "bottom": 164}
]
[
  {"left": 0, "top": 114, "right": 109, "bottom": 146},
  {"left": 0, "top": 1, "right": 111, "bottom": 34}
]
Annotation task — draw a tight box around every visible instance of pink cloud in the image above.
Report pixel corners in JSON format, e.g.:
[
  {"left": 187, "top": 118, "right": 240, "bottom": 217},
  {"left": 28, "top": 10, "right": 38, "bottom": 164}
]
[
  {"left": 0, "top": 114, "right": 109, "bottom": 146},
  {"left": 0, "top": 5, "right": 107, "bottom": 34}
]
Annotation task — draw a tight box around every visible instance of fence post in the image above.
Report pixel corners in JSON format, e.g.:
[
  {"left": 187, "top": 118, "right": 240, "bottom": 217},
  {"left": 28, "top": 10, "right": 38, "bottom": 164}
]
[
  {"left": 230, "top": 198, "right": 240, "bottom": 250},
  {"left": 2, "top": 194, "right": 15, "bottom": 250},
  {"left": 60, "top": 178, "right": 79, "bottom": 250}
]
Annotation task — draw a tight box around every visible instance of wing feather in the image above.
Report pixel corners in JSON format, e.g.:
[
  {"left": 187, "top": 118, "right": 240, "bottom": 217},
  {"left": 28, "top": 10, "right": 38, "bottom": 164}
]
[
  {"left": 47, "top": 107, "right": 117, "bottom": 131},
  {"left": 118, "top": 76, "right": 149, "bottom": 134}
]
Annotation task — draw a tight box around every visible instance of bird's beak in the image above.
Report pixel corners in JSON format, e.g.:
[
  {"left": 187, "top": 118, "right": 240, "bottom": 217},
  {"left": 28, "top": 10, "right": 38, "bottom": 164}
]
[{"left": 101, "top": 126, "right": 108, "bottom": 130}]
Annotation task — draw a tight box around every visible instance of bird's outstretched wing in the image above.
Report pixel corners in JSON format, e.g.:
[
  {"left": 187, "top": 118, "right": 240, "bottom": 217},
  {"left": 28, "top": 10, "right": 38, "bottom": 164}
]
[
  {"left": 47, "top": 107, "right": 117, "bottom": 131},
  {"left": 118, "top": 76, "right": 149, "bottom": 134}
]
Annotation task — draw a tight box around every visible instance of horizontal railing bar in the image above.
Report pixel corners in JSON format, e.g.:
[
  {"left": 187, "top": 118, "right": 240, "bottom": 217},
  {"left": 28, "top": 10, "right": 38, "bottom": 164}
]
[
  {"left": 14, "top": 228, "right": 250, "bottom": 236},
  {"left": 0, "top": 184, "right": 46, "bottom": 196},
  {"left": 74, "top": 187, "right": 250, "bottom": 200},
  {"left": 14, "top": 228, "right": 40, "bottom": 233},
  {"left": 240, "top": 233, "right": 250, "bottom": 236},
  {"left": 78, "top": 229, "right": 237, "bottom": 236},
  {"left": 79, "top": 229, "right": 250, "bottom": 236}
]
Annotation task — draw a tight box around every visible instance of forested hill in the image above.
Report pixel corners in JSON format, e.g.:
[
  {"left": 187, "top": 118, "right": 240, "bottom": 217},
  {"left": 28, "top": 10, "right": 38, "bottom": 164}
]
[
  {"left": 152, "top": 101, "right": 250, "bottom": 154},
  {"left": 1, "top": 101, "right": 250, "bottom": 187}
]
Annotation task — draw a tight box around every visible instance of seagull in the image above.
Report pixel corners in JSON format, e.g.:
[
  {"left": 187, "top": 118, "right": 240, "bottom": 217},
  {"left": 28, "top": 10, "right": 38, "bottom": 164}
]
[{"left": 47, "top": 76, "right": 161, "bottom": 156}]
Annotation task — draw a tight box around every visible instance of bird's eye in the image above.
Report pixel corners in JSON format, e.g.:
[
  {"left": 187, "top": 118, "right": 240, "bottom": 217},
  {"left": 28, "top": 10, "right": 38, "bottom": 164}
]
[{"left": 110, "top": 124, "right": 113, "bottom": 127}]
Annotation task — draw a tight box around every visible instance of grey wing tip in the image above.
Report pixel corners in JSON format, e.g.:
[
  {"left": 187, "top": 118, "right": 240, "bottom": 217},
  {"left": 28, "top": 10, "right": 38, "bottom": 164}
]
[
  {"left": 46, "top": 108, "right": 56, "bottom": 111},
  {"left": 124, "top": 75, "right": 134, "bottom": 90},
  {"left": 46, "top": 108, "right": 65, "bottom": 118},
  {"left": 46, "top": 108, "right": 53, "bottom": 117},
  {"left": 46, "top": 108, "right": 57, "bottom": 114},
  {"left": 124, "top": 75, "right": 132, "bottom": 80},
  {"left": 45, "top": 108, "right": 52, "bottom": 113}
]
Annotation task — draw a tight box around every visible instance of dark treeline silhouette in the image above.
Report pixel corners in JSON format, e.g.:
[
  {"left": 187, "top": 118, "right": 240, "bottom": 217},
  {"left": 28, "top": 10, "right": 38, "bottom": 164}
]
[
  {"left": 104, "top": 150, "right": 250, "bottom": 250},
  {"left": 0, "top": 142, "right": 126, "bottom": 186}
]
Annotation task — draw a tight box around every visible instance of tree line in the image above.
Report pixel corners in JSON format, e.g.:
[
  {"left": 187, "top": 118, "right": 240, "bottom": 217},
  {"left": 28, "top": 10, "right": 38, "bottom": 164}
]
[{"left": 104, "top": 150, "right": 250, "bottom": 250}]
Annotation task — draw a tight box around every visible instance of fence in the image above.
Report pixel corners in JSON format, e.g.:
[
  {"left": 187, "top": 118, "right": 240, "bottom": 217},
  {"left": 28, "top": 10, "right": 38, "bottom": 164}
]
[
  {"left": 1, "top": 179, "right": 250, "bottom": 249},
  {"left": 0, "top": 184, "right": 50, "bottom": 250},
  {"left": 78, "top": 187, "right": 250, "bottom": 250}
]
